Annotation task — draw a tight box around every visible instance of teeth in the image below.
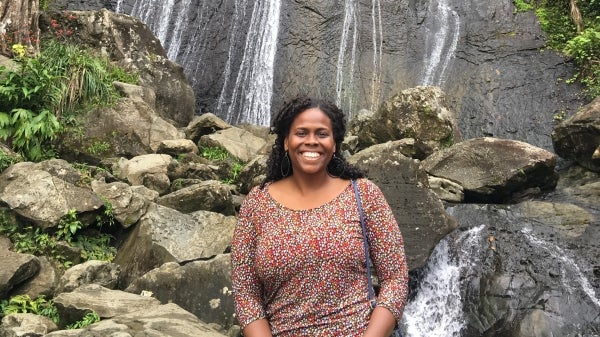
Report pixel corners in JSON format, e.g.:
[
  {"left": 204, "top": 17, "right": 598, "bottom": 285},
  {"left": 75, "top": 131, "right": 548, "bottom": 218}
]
[{"left": 302, "top": 152, "right": 320, "bottom": 158}]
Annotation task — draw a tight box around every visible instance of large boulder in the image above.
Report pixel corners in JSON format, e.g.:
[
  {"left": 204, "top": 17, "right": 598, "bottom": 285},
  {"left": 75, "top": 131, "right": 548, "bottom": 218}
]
[
  {"left": 114, "top": 154, "right": 175, "bottom": 195},
  {"left": 39, "top": 9, "right": 196, "bottom": 126},
  {"left": 90, "top": 179, "right": 157, "bottom": 228},
  {"left": 113, "top": 204, "right": 235, "bottom": 288},
  {"left": 45, "top": 302, "right": 229, "bottom": 337},
  {"left": 0, "top": 161, "right": 105, "bottom": 229},
  {"left": 53, "top": 284, "right": 161, "bottom": 326},
  {"left": 552, "top": 96, "right": 600, "bottom": 172},
  {"left": 1, "top": 313, "right": 58, "bottom": 336},
  {"left": 422, "top": 137, "right": 559, "bottom": 203},
  {"left": 54, "top": 260, "right": 121, "bottom": 295},
  {"left": 347, "top": 86, "right": 459, "bottom": 156},
  {"left": 198, "top": 127, "right": 269, "bottom": 163},
  {"left": 156, "top": 180, "right": 236, "bottom": 215},
  {"left": 125, "top": 254, "right": 235, "bottom": 331},
  {"left": 348, "top": 141, "right": 457, "bottom": 270},
  {"left": 58, "top": 98, "right": 184, "bottom": 164},
  {"left": 0, "top": 237, "right": 41, "bottom": 299}
]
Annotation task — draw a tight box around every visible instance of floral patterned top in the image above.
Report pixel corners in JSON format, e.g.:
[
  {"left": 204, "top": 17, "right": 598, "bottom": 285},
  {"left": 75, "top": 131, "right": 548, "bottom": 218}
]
[{"left": 231, "top": 178, "right": 409, "bottom": 336}]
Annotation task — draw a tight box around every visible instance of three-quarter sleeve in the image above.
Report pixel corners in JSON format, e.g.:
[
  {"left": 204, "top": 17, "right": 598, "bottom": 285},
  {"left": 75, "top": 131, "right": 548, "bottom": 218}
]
[
  {"left": 359, "top": 179, "right": 409, "bottom": 323},
  {"left": 231, "top": 188, "right": 266, "bottom": 328}
]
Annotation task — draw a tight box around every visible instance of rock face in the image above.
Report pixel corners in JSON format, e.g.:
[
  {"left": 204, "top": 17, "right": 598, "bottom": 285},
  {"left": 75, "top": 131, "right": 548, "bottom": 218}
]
[
  {"left": 553, "top": 96, "right": 600, "bottom": 172},
  {"left": 52, "top": 0, "right": 584, "bottom": 152},
  {"left": 39, "top": 9, "right": 195, "bottom": 127},
  {"left": 347, "top": 86, "right": 459, "bottom": 156},
  {"left": 422, "top": 137, "right": 559, "bottom": 203},
  {"left": 348, "top": 142, "right": 457, "bottom": 270}
]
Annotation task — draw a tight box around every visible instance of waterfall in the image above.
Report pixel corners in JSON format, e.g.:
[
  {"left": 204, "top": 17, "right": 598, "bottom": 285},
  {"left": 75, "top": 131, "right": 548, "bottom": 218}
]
[
  {"left": 116, "top": 0, "right": 280, "bottom": 126},
  {"left": 218, "top": 0, "right": 281, "bottom": 126},
  {"left": 370, "top": 0, "right": 383, "bottom": 113},
  {"left": 336, "top": 0, "right": 384, "bottom": 118},
  {"left": 522, "top": 228, "right": 600, "bottom": 308},
  {"left": 401, "top": 225, "right": 485, "bottom": 337},
  {"left": 336, "top": 0, "right": 359, "bottom": 118},
  {"left": 420, "top": 0, "right": 460, "bottom": 86}
]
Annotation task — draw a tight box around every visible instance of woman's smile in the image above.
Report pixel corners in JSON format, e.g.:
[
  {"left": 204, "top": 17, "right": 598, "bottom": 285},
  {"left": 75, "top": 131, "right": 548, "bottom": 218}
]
[{"left": 284, "top": 107, "right": 336, "bottom": 176}]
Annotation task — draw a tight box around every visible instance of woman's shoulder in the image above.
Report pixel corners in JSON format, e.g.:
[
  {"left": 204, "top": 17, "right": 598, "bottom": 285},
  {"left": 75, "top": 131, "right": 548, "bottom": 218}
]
[{"left": 355, "top": 178, "right": 384, "bottom": 196}]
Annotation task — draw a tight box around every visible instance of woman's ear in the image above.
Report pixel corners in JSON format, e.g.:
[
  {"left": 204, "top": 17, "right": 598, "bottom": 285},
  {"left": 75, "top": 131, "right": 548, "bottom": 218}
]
[{"left": 284, "top": 138, "right": 289, "bottom": 151}]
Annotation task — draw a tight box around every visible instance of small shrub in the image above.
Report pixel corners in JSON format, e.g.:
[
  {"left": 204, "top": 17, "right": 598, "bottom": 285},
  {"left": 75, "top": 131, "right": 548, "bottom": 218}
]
[
  {"left": 66, "top": 311, "right": 100, "bottom": 329},
  {"left": 0, "top": 295, "right": 59, "bottom": 324},
  {"left": 200, "top": 146, "right": 231, "bottom": 161}
]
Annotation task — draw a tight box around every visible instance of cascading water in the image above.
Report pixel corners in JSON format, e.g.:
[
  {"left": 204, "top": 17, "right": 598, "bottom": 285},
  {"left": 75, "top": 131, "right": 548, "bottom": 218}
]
[
  {"left": 336, "top": 0, "right": 359, "bottom": 118},
  {"left": 336, "top": 0, "right": 385, "bottom": 119},
  {"left": 217, "top": 0, "right": 281, "bottom": 126},
  {"left": 420, "top": 0, "right": 460, "bottom": 86},
  {"left": 401, "top": 225, "right": 485, "bottom": 337},
  {"left": 116, "top": 0, "right": 280, "bottom": 126},
  {"left": 522, "top": 228, "right": 600, "bottom": 308}
]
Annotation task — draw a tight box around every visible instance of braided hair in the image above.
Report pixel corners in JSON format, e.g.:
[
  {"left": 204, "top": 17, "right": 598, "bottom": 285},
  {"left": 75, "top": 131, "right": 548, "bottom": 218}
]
[{"left": 261, "top": 95, "right": 364, "bottom": 188}]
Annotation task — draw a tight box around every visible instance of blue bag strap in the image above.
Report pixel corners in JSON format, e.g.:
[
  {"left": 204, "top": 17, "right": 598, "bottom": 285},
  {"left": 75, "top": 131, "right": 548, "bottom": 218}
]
[{"left": 351, "top": 179, "right": 377, "bottom": 309}]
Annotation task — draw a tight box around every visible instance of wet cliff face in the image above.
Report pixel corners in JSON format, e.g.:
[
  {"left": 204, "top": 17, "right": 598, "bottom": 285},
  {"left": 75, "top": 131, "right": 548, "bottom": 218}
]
[{"left": 51, "top": 0, "right": 586, "bottom": 150}]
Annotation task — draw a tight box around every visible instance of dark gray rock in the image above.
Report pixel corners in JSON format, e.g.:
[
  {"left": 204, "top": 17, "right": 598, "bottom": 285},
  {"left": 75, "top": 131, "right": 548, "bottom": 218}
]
[
  {"left": 552, "top": 96, "right": 600, "bottom": 172},
  {"left": 113, "top": 204, "right": 235, "bottom": 288},
  {"left": 422, "top": 137, "right": 559, "bottom": 203},
  {"left": 349, "top": 143, "right": 457, "bottom": 270},
  {"left": 125, "top": 255, "right": 235, "bottom": 331}
]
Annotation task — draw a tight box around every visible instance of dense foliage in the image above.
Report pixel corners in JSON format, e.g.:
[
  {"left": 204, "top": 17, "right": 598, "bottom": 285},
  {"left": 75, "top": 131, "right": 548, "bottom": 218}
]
[
  {"left": 0, "top": 39, "right": 138, "bottom": 162},
  {"left": 516, "top": 0, "right": 600, "bottom": 99}
]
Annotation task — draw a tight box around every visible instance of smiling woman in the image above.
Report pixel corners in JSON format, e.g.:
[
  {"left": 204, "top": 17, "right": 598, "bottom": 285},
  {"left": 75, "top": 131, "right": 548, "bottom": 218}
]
[{"left": 230, "top": 95, "right": 410, "bottom": 337}]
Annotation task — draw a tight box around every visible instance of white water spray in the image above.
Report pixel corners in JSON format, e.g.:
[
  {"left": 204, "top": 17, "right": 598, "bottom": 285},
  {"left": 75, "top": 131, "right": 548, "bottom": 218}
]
[
  {"left": 402, "top": 225, "right": 485, "bottom": 337},
  {"left": 522, "top": 228, "right": 600, "bottom": 308},
  {"left": 218, "top": 0, "right": 281, "bottom": 126},
  {"left": 336, "top": 0, "right": 359, "bottom": 118},
  {"left": 420, "top": 0, "right": 460, "bottom": 86},
  {"left": 370, "top": 0, "right": 383, "bottom": 113}
]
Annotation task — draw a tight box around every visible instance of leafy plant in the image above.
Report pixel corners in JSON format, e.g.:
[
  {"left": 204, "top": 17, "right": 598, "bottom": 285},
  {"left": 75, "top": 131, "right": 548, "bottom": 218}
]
[
  {"left": 0, "top": 295, "right": 59, "bottom": 324},
  {"left": 0, "top": 149, "right": 21, "bottom": 172},
  {"left": 224, "top": 161, "right": 244, "bottom": 184},
  {"left": 56, "top": 209, "right": 83, "bottom": 243},
  {"left": 200, "top": 146, "right": 231, "bottom": 161},
  {"left": 514, "top": 0, "right": 534, "bottom": 13},
  {"left": 0, "top": 208, "right": 116, "bottom": 268},
  {"left": 0, "top": 38, "right": 137, "bottom": 161},
  {"left": 66, "top": 311, "right": 100, "bottom": 329}
]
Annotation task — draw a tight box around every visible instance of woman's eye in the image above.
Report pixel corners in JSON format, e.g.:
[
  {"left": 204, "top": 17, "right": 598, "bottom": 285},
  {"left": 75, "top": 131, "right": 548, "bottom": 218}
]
[{"left": 318, "top": 132, "right": 329, "bottom": 137}]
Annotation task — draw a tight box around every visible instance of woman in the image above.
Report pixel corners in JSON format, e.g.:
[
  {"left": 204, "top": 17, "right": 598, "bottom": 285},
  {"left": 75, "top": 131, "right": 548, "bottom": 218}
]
[{"left": 231, "top": 95, "right": 409, "bottom": 336}]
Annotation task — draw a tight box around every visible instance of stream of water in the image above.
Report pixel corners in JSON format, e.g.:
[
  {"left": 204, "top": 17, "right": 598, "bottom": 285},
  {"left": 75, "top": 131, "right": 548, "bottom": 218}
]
[
  {"left": 420, "top": 0, "right": 460, "bottom": 86},
  {"left": 401, "top": 225, "right": 485, "bottom": 337}
]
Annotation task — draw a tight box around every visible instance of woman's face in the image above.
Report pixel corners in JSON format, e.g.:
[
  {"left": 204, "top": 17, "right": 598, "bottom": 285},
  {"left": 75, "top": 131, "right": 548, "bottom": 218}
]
[{"left": 284, "top": 107, "right": 336, "bottom": 176}]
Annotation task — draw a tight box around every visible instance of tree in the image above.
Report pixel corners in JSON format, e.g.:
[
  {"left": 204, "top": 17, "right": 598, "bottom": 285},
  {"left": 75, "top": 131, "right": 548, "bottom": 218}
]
[
  {"left": 570, "top": 0, "right": 584, "bottom": 33},
  {"left": 0, "top": 0, "right": 40, "bottom": 57}
]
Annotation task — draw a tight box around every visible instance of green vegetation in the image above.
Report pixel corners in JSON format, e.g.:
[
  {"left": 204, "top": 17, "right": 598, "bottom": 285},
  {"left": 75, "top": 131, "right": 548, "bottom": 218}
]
[
  {"left": 0, "top": 295, "right": 59, "bottom": 323},
  {"left": 65, "top": 311, "right": 101, "bottom": 329},
  {"left": 0, "top": 38, "right": 138, "bottom": 162},
  {"left": 0, "top": 149, "right": 21, "bottom": 172},
  {"left": 516, "top": 0, "right": 600, "bottom": 99},
  {"left": 0, "top": 208, "right": 116, "bottom": 269},
  {"left": 199, "top": 146, "right": 245, "bottom": 184},
  {"left": 200, "top": 146, "right": 231, "bottom": 161},
  {"left": 0, "top": 294, "right": 101, "bottom": 329}
]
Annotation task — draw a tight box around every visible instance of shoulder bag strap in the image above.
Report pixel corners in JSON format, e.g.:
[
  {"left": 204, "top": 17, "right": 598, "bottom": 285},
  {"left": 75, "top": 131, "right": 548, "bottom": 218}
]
[{"left": 351, "top": 179, "right": 377, "bottom": 309}]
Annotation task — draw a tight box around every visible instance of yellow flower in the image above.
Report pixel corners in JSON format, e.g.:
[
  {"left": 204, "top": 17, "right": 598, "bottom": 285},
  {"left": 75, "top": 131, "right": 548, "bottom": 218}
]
[{"left": 11, "top": 44, "right": 27, "bottom": 59}]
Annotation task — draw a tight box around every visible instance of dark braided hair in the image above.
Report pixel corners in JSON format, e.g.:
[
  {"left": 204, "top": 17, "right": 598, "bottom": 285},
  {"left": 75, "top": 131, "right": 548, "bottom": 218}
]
[{"left": 261, "top": 95, "right": 364, "bottom": 188}]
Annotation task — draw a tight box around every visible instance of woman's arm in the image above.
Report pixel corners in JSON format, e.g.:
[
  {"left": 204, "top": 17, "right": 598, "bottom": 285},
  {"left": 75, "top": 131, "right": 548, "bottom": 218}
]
[
  {"left": 363, "top": 306, "right": 397, "bottom": 337},
  {"left": 242, "top": 318, "right": 274, "bottom": 337},
  {"left": 360, "top": 179, "right": 410, "bottom": 326},
  {"left": 231, "top": 189, "right": 271, "bottom": 332}
]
